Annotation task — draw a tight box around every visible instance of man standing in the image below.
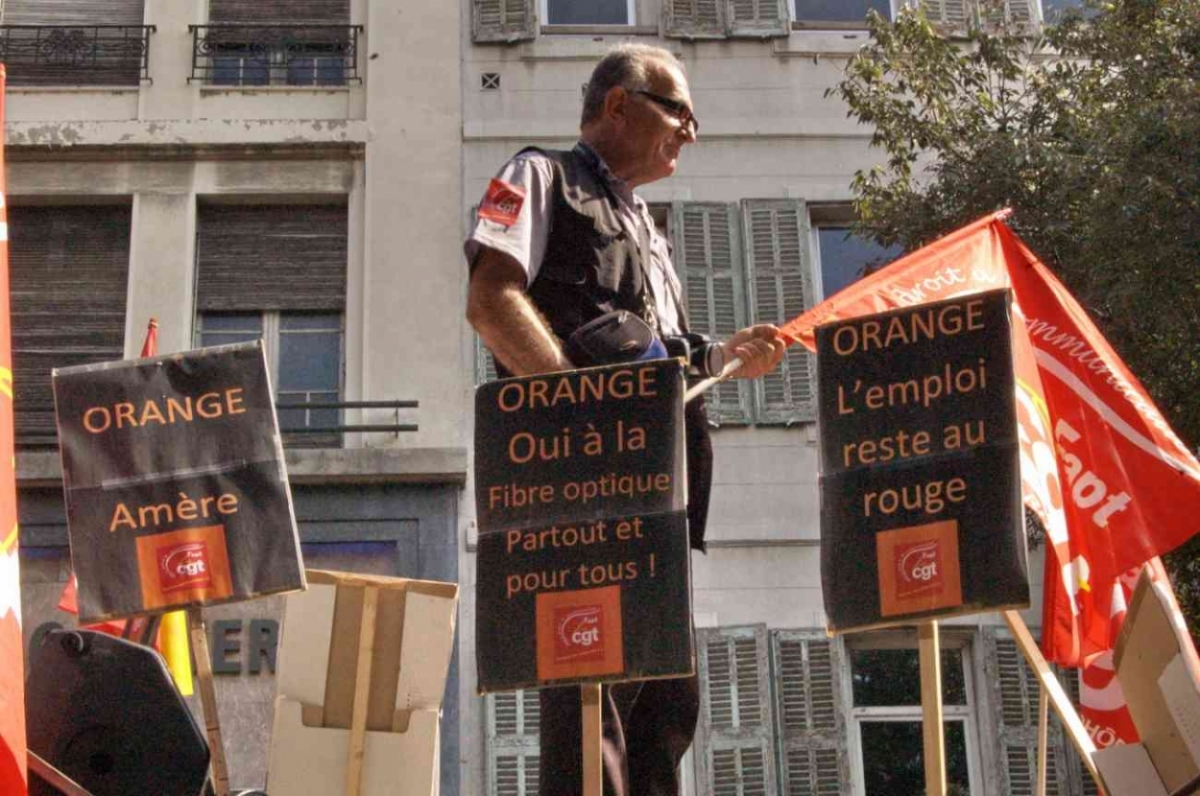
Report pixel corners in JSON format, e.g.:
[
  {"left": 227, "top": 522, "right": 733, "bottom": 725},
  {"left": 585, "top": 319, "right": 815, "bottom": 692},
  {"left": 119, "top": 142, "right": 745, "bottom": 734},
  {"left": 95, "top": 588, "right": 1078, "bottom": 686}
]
[{"left": 465, "top": 44, "right": 786, "bottom": 796}]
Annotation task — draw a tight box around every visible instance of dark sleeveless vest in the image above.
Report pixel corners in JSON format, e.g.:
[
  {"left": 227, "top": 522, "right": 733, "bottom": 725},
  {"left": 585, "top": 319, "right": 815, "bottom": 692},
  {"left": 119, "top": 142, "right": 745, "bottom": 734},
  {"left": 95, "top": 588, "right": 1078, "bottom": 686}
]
[
  {"left": 500, "top": 144, "right": 713, "bottom": 551},
  {"left": 521, "top": 145, "right": 656, "bottom": 341}
]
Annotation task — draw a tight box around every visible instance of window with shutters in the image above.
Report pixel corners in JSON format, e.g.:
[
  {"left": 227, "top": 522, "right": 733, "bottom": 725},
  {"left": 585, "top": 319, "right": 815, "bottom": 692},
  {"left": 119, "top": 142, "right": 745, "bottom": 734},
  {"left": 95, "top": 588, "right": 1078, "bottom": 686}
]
[
  {"left": 541, "top": 0, "right": 634, "bottom": 26},
  {"left": 809, "top": 205, "right": 903, "bottom": 301},
  {"left": 0, "top": 0, "right": 151, "bottom": 86},
  {"left": 486, "top": 689, "right": 541, "bottom": 796},
  {"left": 771, "top": 631, "right": 850, "bottom": 796},
  {"left": 791, "top": 0, "right": 893, "bottom": 27},
  {"left": 665, "top": 0, "right": 788, "bottom": 39},
  {"left": 695, "top": 625, "right": 778, "bottom": 796},
  {"left": 981, "top": 628, "right": 1101, "bottom": 796},
  {"left": 845, "top": 632, "right": 983, "bottom": 795},
  {"left": 8, "top": 205, "right": 131, "bottom": 447},
  {"left": 473, "top": 0, "right": 538, "bottom": 43},
  {"left": 195, "top": 0, "right": 358, "bottom": 86},
  {"left": 194, "top": 204, "right": 347, "bottom": 446}
]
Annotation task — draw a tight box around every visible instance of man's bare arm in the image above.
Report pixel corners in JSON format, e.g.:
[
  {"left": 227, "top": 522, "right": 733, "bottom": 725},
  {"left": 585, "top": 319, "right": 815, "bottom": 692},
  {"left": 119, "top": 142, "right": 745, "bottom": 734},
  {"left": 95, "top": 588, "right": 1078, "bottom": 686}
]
[{"left": 466, "top": 247, "right": 574, "bottom": 377}]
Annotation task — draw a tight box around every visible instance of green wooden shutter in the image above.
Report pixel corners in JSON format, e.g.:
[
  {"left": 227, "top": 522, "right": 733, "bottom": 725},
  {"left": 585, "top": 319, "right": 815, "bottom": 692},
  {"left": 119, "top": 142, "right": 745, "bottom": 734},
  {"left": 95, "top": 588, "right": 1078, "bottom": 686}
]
[
  {"left": 473, "top": 0, "right": 537, "bottom": 44},
  {"left": 697, "top": 625, "right": 777, "bottom": 796},
  {"left": 728, "top": 0, "right": 789, "bottom": 38},
  {"left": 8, "top": 206, "right": 130, "bottom": 445},
  {"left": 195, "top": 205, "right": 347, "bottom": 312},
  {"left": 672, "top": 202, "right": 751, "bottom": 425},
  {"left": 772, "top": 631, "right": 849, "bottom": 796},
  {"left": 487, "top": 690, "right": 540, "bottom": 796},
  {"left": 921, "top": 0, "right": 969, "bottom": 29},
  {"left": 742, "top": 200, "right": 815, "bottom": 424},
  {"left": 476, "top": 337, "right": 500, "bottom": 385},
  {"left": 663, "top": 0, "right": 727, "bottom": 40},
  {"left": 1006, "top": 0, "right": 1036, "bottom": 25},
  {"left": 983, "top": 629, "right": 1071, "bottom": 796}
]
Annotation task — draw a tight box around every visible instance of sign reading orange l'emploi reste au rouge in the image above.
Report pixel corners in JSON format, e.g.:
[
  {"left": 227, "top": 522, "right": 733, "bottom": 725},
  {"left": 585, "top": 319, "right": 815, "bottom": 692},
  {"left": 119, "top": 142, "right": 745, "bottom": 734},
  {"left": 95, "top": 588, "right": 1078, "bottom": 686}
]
[
  {"left": 53, "top": 342, "right": 305, "bottom": 624},
  {"left": 817, "top": 289, "right": 1030, "bottom": 633}
]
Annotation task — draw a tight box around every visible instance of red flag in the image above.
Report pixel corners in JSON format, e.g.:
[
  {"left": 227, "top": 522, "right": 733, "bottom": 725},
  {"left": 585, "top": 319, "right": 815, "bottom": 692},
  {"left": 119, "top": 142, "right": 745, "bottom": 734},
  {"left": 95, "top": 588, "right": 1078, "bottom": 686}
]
[
  {"left": 0, "top": 64, "right": 29, "bottom": 795},
  {"left": 780, "top": 211, "right": 1200, "bottom": 743}
]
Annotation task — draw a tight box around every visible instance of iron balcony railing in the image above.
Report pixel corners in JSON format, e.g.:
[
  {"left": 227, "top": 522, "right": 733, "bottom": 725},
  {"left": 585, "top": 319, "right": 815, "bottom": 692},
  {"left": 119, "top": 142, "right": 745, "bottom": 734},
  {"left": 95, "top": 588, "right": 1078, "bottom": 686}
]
[
  {"left": 276, "top": 399, "right": 418, "bottom": 436},
  {"left": 188, "top": 24, "right": 364, "bottom": 87},
  {"left": 0, "top": 25, "right": 155, "bottom": 86},
  {"left": 14, "top": 399, "right": 414, "bottom": 450}
]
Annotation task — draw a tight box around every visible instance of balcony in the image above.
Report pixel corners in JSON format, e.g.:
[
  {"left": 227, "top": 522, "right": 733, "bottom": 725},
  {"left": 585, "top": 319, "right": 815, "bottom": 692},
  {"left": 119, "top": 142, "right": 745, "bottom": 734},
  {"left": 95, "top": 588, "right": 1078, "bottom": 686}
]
[
  {"left": 0, "top": 25, "right": 155, "bottom": 86},
  {"left": 188, "top": 24, "right": 363, "bottom": 87}
]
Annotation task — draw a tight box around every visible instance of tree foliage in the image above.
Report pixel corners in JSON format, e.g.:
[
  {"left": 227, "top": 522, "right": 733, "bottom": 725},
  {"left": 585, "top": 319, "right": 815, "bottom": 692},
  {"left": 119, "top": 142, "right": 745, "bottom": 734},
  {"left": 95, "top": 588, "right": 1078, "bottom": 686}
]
[{"left": 831, "top": 0, "right": 1199, "bottom": 637}]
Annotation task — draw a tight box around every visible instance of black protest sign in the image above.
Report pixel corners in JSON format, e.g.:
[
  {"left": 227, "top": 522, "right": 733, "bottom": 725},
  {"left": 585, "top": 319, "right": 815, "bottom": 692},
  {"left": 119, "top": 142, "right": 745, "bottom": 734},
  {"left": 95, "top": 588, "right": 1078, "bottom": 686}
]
[
  {"left": 817, "top": 289, "right": 1028, "bottom": 633},
  {"left": 474, "top": 360, "right": 692, "bottom": 691},
  {"left": 53, "top": 342, "right": 304, "bottom": 623}
]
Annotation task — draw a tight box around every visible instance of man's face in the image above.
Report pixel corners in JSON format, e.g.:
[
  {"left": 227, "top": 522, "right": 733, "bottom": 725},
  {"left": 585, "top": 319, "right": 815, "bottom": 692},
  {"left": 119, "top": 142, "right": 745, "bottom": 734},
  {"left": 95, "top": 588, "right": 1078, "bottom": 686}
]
[{"left": 621, "top": 61, "right": 697, "bottom": 187}]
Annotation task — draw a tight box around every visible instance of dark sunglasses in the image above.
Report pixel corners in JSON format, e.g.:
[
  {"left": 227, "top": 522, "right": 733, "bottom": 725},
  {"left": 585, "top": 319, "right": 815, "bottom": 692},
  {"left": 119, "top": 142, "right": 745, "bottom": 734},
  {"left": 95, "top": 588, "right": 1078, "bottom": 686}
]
[{"left": 631, "top": 89, "right": 699, "bottom": 135}]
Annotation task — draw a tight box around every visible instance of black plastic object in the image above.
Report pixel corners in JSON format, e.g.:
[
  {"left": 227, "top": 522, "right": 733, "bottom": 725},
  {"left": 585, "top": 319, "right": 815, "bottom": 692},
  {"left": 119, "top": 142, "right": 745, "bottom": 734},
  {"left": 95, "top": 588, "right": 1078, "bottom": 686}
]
[{"left": 26, "top": 629, "right": 210, "bottom": 796}]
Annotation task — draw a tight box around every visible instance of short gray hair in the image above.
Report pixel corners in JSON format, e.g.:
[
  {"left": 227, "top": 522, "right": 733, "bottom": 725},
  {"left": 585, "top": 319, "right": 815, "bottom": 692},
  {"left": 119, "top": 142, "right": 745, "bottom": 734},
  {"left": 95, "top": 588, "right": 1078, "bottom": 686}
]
[{"left": 581, "top": 44, "right": 684, "bottom": 127}]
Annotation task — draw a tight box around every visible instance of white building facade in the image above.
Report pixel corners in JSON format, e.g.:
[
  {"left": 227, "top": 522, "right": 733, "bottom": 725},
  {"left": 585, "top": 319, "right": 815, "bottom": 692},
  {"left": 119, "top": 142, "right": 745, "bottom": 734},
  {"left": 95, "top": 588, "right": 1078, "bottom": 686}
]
[{"left": 7, "top": 0, "right": 1096, "bottom": 794}]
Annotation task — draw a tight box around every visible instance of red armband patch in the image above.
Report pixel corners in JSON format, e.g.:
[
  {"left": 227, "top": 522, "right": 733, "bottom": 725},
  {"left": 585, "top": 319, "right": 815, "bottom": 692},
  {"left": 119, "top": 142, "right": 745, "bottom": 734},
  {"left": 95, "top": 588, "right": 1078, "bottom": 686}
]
[{"left": 478, "top": 178, "right": 525, "bottom": 227}]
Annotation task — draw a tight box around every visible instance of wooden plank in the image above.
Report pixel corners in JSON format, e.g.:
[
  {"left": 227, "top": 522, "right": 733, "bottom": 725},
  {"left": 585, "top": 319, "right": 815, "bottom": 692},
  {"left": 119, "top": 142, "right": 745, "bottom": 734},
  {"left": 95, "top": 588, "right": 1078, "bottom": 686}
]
[
  {"left": 188, "top": 608, "right": 230, "bottom": 796},
  {"left": 582, "top": 682, "right": 603, "bottom": 796},
  {"left": 28, "top": 750, "right": 94, "bottom": 796},
  {"left": 918, "top": 621, "right": 947, "bottom": 796},
  {"left": 1003, "top": 610, "right": 1107, "bottom": 795},
  {"left": 345, "top": 586, "right": 379, "bottom": 796},
  {"left": 1037, "top": 689, "right": 1050, "bottom": 796}
]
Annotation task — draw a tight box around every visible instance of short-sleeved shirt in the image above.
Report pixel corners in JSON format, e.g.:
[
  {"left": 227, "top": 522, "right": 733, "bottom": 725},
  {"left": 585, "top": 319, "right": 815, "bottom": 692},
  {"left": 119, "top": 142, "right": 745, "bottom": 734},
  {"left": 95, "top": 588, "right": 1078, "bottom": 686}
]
[{"left": 465, "top": 141, "right": 685, "bottom": 336}]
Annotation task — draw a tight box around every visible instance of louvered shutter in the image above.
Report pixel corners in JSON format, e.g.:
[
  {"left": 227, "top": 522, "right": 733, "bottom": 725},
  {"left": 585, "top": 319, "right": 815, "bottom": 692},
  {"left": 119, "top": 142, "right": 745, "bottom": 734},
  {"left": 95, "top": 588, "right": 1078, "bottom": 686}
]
[
  {"left": 473, "top": 0, "right": 537, "bottom": 44},
  {"left": 195, "top": 205, "right": 347, "bottom": 312},
  {"left": 920, "top": 0, "right": 969, "bottom": 30},
  {"left": 983, "top": 629, "right": 1071, "bottom": 796},
  {"left": 208, "top": 0, "right": 349, "bottom": 24},
  {"left": 1006, "top": 0, "right": 1037, "bottom": 25},
  {"left": 742, "top": 200, "right": 815, "bottom": 424},
  {"left": 663, "top": 0, "right": 727, "bottom": 40},
  {"left": 8, "top": 206, "right": 130, "bottom": 444},
  {"left": 771, "top": 631, "right": 849, "bottom": 796},
  {"left": 672, "top": 203, "right": 751, "bottom": 425},
  {"left": 2, "top": 0, "right": 143, "bottom": 25},
  {"left": 476, "top": 337, "right": 500, "bottom": 385},
  {"left": 697, "top": 625, "right": 778, "bottom": 796},
  {"left": 486, "top": 690, "right": 540, "bottom": 796},
  {"left": 728, "top": 0, "right": 789, "bottom": 38}
]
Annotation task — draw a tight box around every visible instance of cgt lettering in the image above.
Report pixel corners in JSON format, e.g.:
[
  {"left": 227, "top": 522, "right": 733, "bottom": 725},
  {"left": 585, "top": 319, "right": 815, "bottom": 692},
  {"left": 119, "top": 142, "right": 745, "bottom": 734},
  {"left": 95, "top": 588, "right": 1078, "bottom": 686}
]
[{"left": 1055, "top": 419, "right": 1132, "bottom": 528}]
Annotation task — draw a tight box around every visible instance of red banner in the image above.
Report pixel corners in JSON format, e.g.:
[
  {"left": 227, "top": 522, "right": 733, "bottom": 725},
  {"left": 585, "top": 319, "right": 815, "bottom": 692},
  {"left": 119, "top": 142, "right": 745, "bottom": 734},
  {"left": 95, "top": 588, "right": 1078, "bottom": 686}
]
[
  {"left": 0, "top": 64, "right": 29, "bottom": 795},
  {"left": 780, "top": 210, "right": 1200, "bottom": 745}
]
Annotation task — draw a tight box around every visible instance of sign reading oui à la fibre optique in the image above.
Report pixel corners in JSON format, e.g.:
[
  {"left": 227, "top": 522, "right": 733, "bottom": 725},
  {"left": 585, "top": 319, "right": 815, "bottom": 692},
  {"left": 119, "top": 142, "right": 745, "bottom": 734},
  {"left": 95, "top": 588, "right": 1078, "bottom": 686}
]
[
  {"left": 54, "top": 342, "right": 305, "bottom": 624},
  {"left": 474, "top": 359, "right": 693, "bottom": 692}
]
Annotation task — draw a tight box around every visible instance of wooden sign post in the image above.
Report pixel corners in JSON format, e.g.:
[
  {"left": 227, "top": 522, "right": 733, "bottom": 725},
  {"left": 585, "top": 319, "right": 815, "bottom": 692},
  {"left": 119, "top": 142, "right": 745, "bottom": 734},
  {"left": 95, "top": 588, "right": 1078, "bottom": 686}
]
[
  {"left": 188, "top": 608, "right": 231, "bottom": 796},
  {"left": 919, "top": 621, "right": 947, "bottom": 796},
  {"left": 582, "top": 683, "right": 603, "bottom": 796}
]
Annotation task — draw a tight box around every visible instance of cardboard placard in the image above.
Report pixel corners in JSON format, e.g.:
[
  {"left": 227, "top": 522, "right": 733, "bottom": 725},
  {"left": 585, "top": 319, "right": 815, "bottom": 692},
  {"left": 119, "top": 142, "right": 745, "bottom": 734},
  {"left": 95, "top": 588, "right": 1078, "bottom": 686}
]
[
  {"left": 816, "top": 290, "right": 1029, "bottom": 632},
  {"left": 1112, "top": 567, "right": 1200, "bottom": 792},
  {"left": 53, "top": 342, "right": 304, "bottom": 622},
  {"left": 474, "top": 360, "right": 693, "bottom": 691},
  {"left": 268, "top": 569, "right": 458, "bottom": 796}
]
